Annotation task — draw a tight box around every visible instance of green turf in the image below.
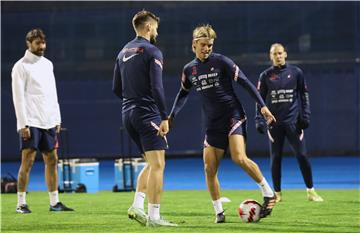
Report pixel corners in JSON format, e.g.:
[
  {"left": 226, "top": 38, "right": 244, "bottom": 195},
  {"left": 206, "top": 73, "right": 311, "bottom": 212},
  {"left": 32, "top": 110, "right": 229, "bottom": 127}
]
[{"left": 1, "top": 189, "right": 359, "bottom": 232}]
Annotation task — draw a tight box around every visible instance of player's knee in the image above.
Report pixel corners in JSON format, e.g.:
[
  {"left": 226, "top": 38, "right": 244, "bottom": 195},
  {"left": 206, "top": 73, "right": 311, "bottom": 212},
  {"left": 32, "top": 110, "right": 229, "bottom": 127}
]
[
  {"left": 204, "top": 164, "right": 217, "bottom": 177},
  {"left": 24, "top": 157, "right": 36, "bottom": 170},
  {"left": 19, "top": 161, "right": 34, "bottom": 175},
  {"left": 44, "top": 150, "right": 58, "bottom": 166},
  {"left": 149, "top": 160, "right": 165, "bottom": 171},
  {"left": 271, "top": 153, "right": 282, "bottom": 160},
  {"left": 296, "top": 154, "right": 309, "bottom": 164},
  {"left": 233, "top": 157, "right": 247, "bottom": 167},
  {"left": 46, "top": 158, "right": 58, "bottom": 167}
]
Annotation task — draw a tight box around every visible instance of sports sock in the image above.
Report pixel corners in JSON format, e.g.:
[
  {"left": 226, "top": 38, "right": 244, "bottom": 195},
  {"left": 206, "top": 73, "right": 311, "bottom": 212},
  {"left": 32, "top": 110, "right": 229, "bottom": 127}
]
[
  {"left": 148, "top": 203, "right": 160, "bottom": 220},
  {"left": 17, "top": 192, "right": 26, "bottom": 207},
  {"left": 306, "top": 187, "right": 315, "bottom": 192},
  {"left": 212, "top": 199, "right": 224, "bottom": 215},
  {"left": 257, "top": 177, "right": 274, "bottom": 197},
  {"left": 132, "top": 192, "right": 146, "bottom": 209},
  {"left": 49, "top": 191, "right": 59, "bottom": 206}
]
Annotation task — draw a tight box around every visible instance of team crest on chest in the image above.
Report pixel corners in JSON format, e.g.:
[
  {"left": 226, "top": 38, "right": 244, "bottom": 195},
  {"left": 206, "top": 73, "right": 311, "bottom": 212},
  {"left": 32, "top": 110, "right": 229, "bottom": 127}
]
[
  {"left": 270, "top": 73, "right": 279, "bottom": 81},
  {"left": 192, "top": 66, "right": 197, "bottom": 76}
]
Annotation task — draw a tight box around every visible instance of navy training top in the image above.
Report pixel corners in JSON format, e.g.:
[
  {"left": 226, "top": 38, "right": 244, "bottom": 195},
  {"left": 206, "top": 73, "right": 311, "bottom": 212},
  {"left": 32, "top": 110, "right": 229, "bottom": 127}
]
[
  {"left": 170, "top": 53, "right": 265, "bottom": 127},
  {"left": 255, "top": 63, "right": 310, "bottom": 124},
  {"left": 112, "top": 36, "right": 167, "bottom": 120}
]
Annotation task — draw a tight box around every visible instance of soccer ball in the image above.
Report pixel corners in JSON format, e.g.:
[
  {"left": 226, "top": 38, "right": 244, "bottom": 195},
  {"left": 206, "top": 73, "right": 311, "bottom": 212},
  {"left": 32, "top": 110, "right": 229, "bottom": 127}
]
[{"left": 237, "top": 199, "right": 262, "bottom": 223}]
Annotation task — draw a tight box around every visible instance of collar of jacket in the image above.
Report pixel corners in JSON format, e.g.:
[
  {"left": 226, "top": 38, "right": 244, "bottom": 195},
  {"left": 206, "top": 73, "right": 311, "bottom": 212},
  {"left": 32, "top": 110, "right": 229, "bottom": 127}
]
[
  {"left": 24, "top": 50, "right": 42, "bottom": 63},
  {"left": 272, "top": 63, "right": 287, "bottom": 70}
]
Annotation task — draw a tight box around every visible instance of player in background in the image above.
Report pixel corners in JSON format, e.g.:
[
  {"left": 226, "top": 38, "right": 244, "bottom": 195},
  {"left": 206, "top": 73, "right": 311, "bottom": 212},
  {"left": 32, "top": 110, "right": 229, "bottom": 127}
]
[
  {"left": 255, "top": 43, "right": 323, "bottom": 202},
  {"left": 112, "top": 10, "right": 177, "bottom": 227},
  {"left": 12, "top": 28, "right": 74, "bottom": 213},
  {"left": 169, "top": 24, "right": 277, "bottom": 223}
]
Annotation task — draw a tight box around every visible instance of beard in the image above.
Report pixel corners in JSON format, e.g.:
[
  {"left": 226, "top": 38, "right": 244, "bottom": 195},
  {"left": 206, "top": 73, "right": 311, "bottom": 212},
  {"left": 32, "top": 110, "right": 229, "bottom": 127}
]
[{"left": 32, "top": 49, "right": 45, "bottom": 56}]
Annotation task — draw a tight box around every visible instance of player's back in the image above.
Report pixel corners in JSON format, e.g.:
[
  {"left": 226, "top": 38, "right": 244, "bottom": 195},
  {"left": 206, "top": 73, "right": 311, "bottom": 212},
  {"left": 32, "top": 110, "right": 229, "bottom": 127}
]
[{"left": 116, "top": 36, "right": 163, "bottom": 112}]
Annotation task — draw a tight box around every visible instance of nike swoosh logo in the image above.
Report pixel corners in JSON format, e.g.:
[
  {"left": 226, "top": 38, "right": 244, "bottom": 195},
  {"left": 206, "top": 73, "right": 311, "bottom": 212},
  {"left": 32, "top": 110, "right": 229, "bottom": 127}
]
[{"left": 122, "top": 53, "right": 138, "bottom": 62}]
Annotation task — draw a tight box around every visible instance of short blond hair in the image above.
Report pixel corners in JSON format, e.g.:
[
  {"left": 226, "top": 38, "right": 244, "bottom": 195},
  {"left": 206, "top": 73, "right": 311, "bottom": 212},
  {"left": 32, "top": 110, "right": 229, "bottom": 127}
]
[
  {"left": 192, "top": 24, "right": 217, "bottom": 41},
  {"left": 270, "top": 43, "right": 286, "bottom": 53}
]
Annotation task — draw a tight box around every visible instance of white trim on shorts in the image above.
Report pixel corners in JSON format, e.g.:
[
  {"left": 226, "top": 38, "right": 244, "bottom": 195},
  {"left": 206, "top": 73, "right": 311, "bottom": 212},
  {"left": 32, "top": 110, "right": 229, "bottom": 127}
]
[
  {"left": 228, "top": 117, "right": 247, "bottom": 136},
  {"left": 150, "top": 121, "right": 168, "bottom": 145}
]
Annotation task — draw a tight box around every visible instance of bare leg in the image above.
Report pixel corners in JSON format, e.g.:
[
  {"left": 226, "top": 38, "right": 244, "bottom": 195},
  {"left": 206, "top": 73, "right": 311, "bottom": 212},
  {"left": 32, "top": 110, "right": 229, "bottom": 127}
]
[
  {"left": 17, "top": 149, "right": 37, "bottom": 192},
  {"left": 136, "top": 164, "right": 150, "bottom": 193},
  {"left": 42, "top": 149, "right": 58, "bottom": 192},
  {"left": 144, "top": 150, "right": 165, "bottom": 204},
  {"left": 203, "top": 146, "right": 224, "bottom": 201},
  {"left": 229, "top": 135, "right": 276, "bottom": 218},
  {"left": 229, "top": 135, "right": 263, "bottom": 183}
]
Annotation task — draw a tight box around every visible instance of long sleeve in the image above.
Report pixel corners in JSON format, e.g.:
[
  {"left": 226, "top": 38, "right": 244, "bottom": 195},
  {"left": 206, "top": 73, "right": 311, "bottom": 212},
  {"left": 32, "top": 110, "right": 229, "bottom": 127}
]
[
  {"left": 169, "top": 70, "right": 192, "bottom": 119},
  {"left": 298, "top": 68, "right": 311, "bottom": 122},
  {"left": 149, "top": 51, "right": 167, "bottom": 120},
  {"left": 53, "top": 79, "right": 61, "bottom": 125},
  {"left": 170, "top": 87, "right": 190, "bottom": 119},
  {"left": 49, "top": 62, "right": 61, "bottom": 125},
  {"left": 112, "top": 59, "right": 122, "bottom": 99},
  {"left": 11, "top": 63, "right": 28, "bottom": 130},
  {"left": 222, "top": 55, "right": 265, "bottom": 107},
  {"left": 235, "top": 69, "right": 266, "bottom": 108},
  {"left": 255, "top": 73, "right": 267, "bottom": 124}
]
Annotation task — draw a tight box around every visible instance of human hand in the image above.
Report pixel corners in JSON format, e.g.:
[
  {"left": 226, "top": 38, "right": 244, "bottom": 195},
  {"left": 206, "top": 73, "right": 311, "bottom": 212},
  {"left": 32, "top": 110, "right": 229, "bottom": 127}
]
[
  {"left": 297, "top": 119, "right": 309, "bottom": 129},
  {"left": 56, "top": 125, "right": 61, "bottom": 134},
  {"left": 20, "top": 127, "right": 31, "bottom": 140},
  {"left": 260, "top": 106, "right": 276, "bottom": 125},
  {"left": 157, "top": 120, "right": 169, "bottom": 137},
  {"left": 255, "top": 121, "right": 266, "bottom": 134}
]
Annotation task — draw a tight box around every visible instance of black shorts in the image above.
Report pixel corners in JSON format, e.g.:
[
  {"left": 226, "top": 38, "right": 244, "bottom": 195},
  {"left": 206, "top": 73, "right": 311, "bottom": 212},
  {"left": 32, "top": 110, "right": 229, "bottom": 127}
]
[
  {"left": 204, "top": 116, "right": 247, "bottom": 150},
  {"left": 20, "top": 127, "right": 58, "bottom": 152},
  {"left": 122, "top": 108, "right": 168, "bottom": 154}
]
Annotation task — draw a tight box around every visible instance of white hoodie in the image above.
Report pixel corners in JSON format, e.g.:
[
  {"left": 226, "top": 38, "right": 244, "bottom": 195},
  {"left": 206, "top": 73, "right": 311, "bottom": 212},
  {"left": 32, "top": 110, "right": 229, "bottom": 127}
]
[{"left": 12, "top": 50, "right": 61, "bottom": 131}]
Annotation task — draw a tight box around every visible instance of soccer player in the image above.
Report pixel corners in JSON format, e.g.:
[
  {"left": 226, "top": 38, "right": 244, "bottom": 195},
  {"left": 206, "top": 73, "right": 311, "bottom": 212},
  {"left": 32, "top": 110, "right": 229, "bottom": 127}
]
[
  {"left": 112, "top": 10, "right": 177, "bottom": 227},
  {"left": 169, "top": 25, "right": 277, "bottom": 223},
  {"left": 255, "top": 43, "right": 323, "bottom": 202},
  {"left": 12, "top": 28, "right": 74, "bottom": 213}
]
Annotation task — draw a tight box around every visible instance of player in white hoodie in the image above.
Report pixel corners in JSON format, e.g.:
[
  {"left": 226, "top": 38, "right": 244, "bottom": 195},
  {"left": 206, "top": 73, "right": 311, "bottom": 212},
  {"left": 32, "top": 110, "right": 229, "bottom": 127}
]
[{"left": 12, "top": 28, "right": 73, "bottom": 213}]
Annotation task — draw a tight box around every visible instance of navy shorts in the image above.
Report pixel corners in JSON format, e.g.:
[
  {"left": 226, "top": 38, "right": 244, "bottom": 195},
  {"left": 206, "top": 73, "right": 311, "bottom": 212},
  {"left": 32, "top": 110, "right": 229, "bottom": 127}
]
[
  {"left": 204, "top": 116, "right": 247, "bottom": 150},
  {"left": 122, "top": 108, "right": 168, "bottom": 154},
  {"left": 20, "top": 127, "right": 58, "bottom": 152}
]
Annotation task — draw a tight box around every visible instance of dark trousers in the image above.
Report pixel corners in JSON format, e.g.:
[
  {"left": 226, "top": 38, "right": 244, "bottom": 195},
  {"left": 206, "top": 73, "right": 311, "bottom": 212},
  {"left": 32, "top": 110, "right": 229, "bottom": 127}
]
[{"left": 267, "top": 123, "right": 313, "bottom": 192}]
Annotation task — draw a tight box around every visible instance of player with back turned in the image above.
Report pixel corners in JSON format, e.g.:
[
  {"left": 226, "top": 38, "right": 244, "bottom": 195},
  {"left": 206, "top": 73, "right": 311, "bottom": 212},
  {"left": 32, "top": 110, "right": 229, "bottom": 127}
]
[
  {"left": 169, "top": 24, "right": 278, "bottom": 223},
  {"left": 112, "top": 10, "right": 177, "bottom": 227}
]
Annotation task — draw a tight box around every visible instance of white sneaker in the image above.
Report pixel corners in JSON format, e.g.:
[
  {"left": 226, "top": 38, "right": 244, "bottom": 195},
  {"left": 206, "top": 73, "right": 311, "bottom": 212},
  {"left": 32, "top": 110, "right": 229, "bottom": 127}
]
[
  {"left": 128, "top": 206, "right": 147, "bottom": 226},
  {"left": 146, "top": 216, "right": 178, "bottom": 227},
  {"left": 307, "top": 189, "right": 324, "bottom": 202}
]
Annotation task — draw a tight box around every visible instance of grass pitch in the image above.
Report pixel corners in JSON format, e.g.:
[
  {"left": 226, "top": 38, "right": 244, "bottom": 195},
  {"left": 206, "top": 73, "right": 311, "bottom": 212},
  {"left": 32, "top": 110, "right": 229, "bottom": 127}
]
[{"left": 1, "top": 189, "right": 359, "bottom": 233}]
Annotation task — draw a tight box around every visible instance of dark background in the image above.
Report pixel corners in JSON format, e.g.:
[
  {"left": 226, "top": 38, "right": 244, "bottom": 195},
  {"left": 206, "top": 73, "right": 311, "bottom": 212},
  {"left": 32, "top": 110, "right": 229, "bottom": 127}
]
[{"left": 2, "top": 1, "right": 359, "bottom": 161}]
